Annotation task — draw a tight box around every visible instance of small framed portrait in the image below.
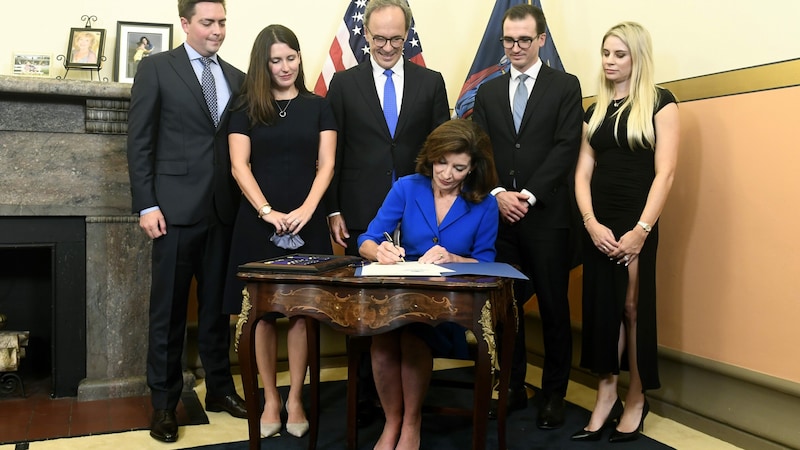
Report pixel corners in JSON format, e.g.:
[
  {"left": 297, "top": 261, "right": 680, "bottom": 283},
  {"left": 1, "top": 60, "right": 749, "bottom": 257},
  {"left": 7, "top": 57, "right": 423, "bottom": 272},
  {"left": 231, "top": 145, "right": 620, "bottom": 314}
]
[
  {"left": 114, "top": 21, "right": 174, "bottom": 83},
  {"left": 12, "top": 53, "right": 52, "bottom": 77},
  {"left": 65, "top": 28, "right": 105, "bottom": 68}
]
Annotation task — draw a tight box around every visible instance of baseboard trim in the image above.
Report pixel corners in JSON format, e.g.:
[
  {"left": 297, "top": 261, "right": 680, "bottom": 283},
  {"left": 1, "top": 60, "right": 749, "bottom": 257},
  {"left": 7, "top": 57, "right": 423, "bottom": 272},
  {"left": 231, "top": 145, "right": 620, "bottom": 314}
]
[{"left": 523, "top": 314, "right": 800, "bottom": 450}]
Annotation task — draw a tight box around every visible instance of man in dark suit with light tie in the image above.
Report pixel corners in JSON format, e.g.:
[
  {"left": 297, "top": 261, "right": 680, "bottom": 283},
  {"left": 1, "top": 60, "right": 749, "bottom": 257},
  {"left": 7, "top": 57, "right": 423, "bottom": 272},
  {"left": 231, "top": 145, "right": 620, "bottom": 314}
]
[
  {"left": 324, "top": 0, "right": 450, "bottom": 427},
  {"left": 472, "top": 3, "right": 583, "bottom": 430},
  {"left": 126, "top": 0, "right": 247, "bottom": 443}
]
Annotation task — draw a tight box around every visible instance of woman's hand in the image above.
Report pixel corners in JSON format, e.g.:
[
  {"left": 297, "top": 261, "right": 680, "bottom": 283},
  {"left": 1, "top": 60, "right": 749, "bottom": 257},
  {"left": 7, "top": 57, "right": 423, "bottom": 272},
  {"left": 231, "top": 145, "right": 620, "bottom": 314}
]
[
  {"left": 585, "top": 220, "right": 620, "bottom": 258},
  {"left": 375, "top": 241, "right": 405, "bottom": 264},
  {"left": 284, "top": 204, "right": 315, "bottom": 235},
  {"left": 418, "top": 245, "right": 452, "bottom": 264},
  {"left": 608, "top": 227, "right": 647, "bottom": 266},
  {"left": 262, "top": 211, "right": 289, "bottom": 234}
]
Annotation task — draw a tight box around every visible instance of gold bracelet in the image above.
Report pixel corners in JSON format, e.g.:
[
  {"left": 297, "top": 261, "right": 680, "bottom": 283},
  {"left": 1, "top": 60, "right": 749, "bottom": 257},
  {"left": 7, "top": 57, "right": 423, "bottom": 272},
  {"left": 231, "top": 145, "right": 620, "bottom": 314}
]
[{"left": 582, "top": 212, "right": 595, "bottom": 224}]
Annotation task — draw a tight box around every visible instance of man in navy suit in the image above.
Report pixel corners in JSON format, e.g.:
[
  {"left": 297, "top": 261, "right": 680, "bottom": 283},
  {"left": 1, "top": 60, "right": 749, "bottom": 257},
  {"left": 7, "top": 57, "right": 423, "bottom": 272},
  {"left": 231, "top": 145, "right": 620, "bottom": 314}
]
[
  {"left": 127, "top": 0, "right": 246, "bottom": 443},
  {"left": 472, "top": 3, "right": 583, "bottom": 430},
  {"left": 324, "top": 0, "right": 450, "bottom": 427}
]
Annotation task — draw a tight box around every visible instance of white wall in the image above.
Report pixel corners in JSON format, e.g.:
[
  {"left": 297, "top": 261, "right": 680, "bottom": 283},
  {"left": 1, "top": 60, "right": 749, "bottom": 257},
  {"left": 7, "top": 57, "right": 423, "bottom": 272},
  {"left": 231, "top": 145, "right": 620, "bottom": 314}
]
[{"left": 4, "top": 1, "right": 799, "bottom": 106}]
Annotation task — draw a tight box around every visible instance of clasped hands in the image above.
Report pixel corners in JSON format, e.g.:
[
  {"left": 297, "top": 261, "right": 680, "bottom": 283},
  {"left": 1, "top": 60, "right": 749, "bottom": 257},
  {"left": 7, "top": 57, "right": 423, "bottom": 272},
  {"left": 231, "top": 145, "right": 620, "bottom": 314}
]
[
  {"left": 261, "top": 207, "right": 312, "bottom": 236},
  {"left": 587, "top": 221, "right": 645, "bottom": 267},
  {"left": 496, "top": 191, "right": 530, "bottom": 223}
]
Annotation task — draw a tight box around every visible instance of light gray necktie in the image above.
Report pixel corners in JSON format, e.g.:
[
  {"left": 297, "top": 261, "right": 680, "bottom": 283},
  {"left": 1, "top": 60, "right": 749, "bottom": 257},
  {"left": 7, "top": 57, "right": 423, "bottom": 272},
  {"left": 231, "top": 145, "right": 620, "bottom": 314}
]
[
  {"left": 200, "top": 57, "right": 219, "bottom": 127},
  {"left": 513, "top": 73, "right": 529, "bottom": 133}
]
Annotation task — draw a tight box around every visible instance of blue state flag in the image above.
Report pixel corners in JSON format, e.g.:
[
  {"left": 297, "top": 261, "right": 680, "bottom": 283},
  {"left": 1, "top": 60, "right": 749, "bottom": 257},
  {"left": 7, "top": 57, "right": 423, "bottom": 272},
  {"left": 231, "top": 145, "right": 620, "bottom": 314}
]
[{"left": 455, "top": 0, "right": 564, "bottom": 118}]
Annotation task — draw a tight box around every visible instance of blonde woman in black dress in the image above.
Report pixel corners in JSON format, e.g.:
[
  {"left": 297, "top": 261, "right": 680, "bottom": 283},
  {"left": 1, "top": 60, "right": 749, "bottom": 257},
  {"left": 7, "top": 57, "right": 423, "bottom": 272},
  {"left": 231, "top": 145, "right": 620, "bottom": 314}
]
[{"left": 573, "top": 22, "right": 679, "bottom": 443}]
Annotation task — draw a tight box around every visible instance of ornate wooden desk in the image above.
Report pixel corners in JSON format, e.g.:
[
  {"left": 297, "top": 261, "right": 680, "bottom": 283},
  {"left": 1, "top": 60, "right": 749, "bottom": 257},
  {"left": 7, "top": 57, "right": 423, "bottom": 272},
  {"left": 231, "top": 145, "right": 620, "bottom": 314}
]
[{"left": 235, "top": 266, "right": 516, "bottom": 450}]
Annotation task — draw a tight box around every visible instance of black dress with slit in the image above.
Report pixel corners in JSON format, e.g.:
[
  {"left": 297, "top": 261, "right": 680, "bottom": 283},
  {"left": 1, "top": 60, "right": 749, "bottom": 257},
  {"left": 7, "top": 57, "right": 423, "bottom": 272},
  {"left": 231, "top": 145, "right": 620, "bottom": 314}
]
[{"left": 579, "top": 88, "right": 675, "bottom": 390}]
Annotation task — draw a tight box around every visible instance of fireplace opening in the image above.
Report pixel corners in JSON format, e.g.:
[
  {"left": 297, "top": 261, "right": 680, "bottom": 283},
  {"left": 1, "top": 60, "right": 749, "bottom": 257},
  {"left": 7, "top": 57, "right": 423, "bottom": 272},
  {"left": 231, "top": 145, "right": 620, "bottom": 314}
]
[
  {"left": 0, "top": 246, "right": 52, "bottom": 386},
  {"left": 0, "top": 217, "right": 86, "bottom": 398}
]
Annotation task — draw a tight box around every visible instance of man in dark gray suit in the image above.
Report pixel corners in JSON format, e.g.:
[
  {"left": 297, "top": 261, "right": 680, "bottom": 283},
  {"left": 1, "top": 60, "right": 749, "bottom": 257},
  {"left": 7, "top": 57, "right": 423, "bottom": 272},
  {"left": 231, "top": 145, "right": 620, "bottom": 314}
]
[
  {"left": 126, "top": 0, "right": 246, "bottom": 443},
  {"left": 324, "top": 0, "right": 450, "bottom": 427},
  {"left": 472, "top": 3, "right": 583, "bottom": 430}
]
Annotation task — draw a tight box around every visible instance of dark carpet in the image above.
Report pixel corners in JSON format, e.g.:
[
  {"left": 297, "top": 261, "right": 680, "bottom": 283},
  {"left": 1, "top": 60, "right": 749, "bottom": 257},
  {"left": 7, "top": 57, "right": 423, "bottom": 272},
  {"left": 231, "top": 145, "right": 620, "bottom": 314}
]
[{"left": 181, "top": 368, "right": 672, "bottom": 450}]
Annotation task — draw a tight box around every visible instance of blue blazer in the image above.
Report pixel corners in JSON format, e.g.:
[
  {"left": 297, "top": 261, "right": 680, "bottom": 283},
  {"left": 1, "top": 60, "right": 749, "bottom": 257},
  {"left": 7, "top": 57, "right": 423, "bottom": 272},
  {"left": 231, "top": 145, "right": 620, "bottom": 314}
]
[{"left": 358, "top": 174, "right": 499, "bottom": 262}]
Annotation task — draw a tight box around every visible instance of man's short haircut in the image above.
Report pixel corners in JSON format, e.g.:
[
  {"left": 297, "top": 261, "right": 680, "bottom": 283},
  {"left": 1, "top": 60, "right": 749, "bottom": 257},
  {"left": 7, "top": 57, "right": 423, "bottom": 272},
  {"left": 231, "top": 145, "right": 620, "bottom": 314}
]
[
  {"left": 178, "top": 0, "right": 226, "bottom": 20},
  {"left": 364, "top": 0, "right": 412, "bottom": 32}
]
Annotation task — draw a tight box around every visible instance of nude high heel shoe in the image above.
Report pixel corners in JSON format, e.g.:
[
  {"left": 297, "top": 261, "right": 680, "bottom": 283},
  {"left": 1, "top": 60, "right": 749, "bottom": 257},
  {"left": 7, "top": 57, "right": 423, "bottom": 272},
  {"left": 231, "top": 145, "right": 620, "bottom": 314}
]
[
  {"left": 260, "top": 397, "right": 283, "bottom": 438},
  {"left": 285, "top": 402, "right": 309, "bottom": 438}
]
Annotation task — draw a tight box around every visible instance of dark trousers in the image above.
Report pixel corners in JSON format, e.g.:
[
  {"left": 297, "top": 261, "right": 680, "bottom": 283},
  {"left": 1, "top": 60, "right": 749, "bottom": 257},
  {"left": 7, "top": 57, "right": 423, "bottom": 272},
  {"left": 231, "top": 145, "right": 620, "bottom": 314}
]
[
  {"left": 496, "top": 224, "right": 572, "bottom": 398},
  {"left": 147, "top": 215, "right": 235, "bottom": 410}
]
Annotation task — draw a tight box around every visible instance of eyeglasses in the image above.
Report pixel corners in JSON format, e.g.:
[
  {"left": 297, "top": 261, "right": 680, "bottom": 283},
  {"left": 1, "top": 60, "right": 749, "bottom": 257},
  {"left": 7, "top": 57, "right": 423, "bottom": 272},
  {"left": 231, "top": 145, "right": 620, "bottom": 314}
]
[
  {"left": 368, "top": 30, "right": 406, "bottom": 49},
  {"left": 500, "top": 34, "right": 541, "bottom": 49}
]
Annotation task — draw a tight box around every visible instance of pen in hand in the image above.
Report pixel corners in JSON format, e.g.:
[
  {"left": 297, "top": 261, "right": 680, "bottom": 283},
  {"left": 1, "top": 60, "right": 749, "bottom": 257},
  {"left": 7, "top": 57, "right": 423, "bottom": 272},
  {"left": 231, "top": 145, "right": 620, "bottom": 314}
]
[{"left": 383, "top": 231, "right": 406, "bottom": 262}]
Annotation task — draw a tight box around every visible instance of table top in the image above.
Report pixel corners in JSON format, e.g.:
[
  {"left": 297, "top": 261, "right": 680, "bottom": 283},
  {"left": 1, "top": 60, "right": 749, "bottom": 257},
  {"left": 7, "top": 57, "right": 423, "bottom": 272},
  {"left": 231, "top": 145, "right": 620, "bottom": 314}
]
[{"left": 237, "top": 266, "right": 507, "bottom": 291}]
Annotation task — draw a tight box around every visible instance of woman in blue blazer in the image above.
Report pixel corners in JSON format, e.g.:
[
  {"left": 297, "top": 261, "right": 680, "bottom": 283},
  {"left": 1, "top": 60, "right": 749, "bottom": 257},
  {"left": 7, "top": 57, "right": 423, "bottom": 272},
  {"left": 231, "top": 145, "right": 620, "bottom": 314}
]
[{"left": 358, "top": 119, "right": 499, "bottom": 450}]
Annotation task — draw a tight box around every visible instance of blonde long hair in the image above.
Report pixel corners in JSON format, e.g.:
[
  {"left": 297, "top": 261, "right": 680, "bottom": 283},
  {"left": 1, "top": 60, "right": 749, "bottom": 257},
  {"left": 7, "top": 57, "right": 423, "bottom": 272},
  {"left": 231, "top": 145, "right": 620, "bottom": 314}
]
[{"left": 586, "top": 22, "right": 658, "bottom": 150}]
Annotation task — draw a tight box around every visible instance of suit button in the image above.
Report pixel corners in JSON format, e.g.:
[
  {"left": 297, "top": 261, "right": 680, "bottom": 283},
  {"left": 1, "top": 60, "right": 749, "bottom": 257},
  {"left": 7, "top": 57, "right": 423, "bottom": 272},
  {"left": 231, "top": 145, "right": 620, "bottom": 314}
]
[
  {"left": 509, "top": 170, "right": 515, "bottom": 176},
  {"left": 515, "top": 143, "right": 521, "bottom": 149},
  {"left": 432, "top": 237, "right": 438, "bottom": 244},
  {"left": 386, "top": 170, "right": 392, "bottom": 176}
]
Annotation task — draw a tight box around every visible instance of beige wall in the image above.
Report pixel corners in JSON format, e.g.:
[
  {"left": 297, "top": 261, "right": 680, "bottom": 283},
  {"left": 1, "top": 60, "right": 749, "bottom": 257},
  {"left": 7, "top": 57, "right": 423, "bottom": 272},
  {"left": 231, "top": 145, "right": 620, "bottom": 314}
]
[{"left": 3, "top": 1, "right": 799, "bottom": 383}]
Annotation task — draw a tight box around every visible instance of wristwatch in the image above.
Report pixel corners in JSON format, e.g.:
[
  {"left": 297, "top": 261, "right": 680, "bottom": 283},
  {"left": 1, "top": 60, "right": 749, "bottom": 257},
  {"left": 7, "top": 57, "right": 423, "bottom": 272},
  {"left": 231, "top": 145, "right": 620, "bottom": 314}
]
[
  {"left": 257, "top": 204, "right": 272, "bottom": 218},
  {"left": 637, "top": 221, "right": 652, "bottom": 233}
]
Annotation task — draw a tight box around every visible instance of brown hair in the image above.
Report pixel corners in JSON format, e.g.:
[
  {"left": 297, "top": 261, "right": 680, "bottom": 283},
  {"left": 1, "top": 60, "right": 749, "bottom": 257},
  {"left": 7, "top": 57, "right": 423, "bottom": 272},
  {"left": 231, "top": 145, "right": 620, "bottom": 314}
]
[
  {"left": 237, "top": 24, "right": 310, "bottom": 127},
  {"left": 416, "top": 120, "right": 498, "bottom": 203},
  {"left": 502, "top": 4, "right": 546, "bottom": 36},
  {"left": 178, "top": 0, "right": 226, "bottom": 20}
]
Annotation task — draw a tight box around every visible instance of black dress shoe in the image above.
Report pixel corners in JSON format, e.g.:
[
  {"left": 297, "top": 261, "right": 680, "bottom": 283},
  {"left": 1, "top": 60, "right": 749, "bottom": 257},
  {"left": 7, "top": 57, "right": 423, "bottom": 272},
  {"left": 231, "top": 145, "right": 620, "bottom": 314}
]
[
  {"left": 609, "top": 399, "right": 649, "bottom": 443},
  {"left": 488, "top": 387, "right": 528, "bottom": 420},
  {"left": 206, "top": 393, "right": 248, "bottom": 418},
  {"left": 536, "top": 395, "right": 566, "bottom": 430},
  {"left": 571, "top": 397, "right": 624, "bottom": 441},
  {"left": 150, "top": 409, "right": 178, "bottom": 443}
]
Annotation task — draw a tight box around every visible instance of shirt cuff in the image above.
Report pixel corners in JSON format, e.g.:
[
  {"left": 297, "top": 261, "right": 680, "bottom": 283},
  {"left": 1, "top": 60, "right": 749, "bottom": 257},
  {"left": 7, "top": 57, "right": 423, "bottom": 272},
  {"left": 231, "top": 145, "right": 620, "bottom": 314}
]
[
  {"left": 490, "top": 187, "right": 507, "bottom": 196},
  {"left": 140, "top": 206, "right": 160, "bottom": 216},
  {"left": 327, "top": 211, "right": 341, "bottom": 218},
  {"left": 520, "top": 189, "right": 537, "bottom": 206}
]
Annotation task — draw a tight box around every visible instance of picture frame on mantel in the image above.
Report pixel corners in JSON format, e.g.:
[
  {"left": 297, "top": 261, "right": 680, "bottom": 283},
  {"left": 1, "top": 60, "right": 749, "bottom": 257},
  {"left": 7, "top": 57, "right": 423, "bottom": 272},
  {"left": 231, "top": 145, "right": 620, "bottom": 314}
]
[
  {"left": 114, "top": 21, "right": 173, "bottom": 83},
  {"left": 12, "top": 53, "right": 52, "bottom": 77},
  {"left": 65, "top": 28, "right": 105, "bottom": 69}
]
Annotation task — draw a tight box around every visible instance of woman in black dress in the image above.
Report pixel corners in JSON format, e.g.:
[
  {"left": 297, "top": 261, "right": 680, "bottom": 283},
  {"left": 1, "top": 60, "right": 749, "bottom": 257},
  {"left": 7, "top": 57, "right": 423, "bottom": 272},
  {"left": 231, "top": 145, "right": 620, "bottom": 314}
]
[
  {"left": 224, "top": 25, "right": 336, "bottom": 438},
  {"left": 572, "top": 22, "right": 679, "bottom": 443}
]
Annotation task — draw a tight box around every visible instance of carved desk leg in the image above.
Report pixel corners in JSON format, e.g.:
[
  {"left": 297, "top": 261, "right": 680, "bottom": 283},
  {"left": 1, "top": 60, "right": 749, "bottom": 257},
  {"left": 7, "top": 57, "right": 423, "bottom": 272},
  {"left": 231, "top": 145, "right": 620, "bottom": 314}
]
[{"left": 236, "top": 287, "right": 261, "bottom": 450}]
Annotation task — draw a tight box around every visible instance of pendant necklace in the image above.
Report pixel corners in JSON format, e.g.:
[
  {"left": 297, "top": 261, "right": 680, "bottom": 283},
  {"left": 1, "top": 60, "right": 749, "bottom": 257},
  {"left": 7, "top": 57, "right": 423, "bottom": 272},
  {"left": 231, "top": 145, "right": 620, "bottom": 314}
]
[
  {"left": 276, "top": 98, "right": 293, "bottom": 118},
  {"left": 613, "top": 96, "right": 627, "bottom": 107}
]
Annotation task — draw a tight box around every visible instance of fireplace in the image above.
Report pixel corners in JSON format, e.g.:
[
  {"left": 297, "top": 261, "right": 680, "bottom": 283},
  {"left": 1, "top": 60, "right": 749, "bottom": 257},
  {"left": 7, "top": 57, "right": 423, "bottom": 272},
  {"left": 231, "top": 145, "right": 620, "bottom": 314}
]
[
  {"left": 0, "top": 75, "right": 151, "bottom": 400},
  {"left": 0, "top": 217, "right": 86, "bottom": 397}
]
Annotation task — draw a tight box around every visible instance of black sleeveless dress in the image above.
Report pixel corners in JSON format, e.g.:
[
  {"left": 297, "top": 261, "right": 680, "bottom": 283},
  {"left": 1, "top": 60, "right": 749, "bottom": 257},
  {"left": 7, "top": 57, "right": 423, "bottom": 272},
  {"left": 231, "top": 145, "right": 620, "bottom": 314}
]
[
  {"left": 222, "top": 93, "right": 337, "bottom": 315},
  {"left": 579, "top": 88, "right": 676, "bottom": 390}
]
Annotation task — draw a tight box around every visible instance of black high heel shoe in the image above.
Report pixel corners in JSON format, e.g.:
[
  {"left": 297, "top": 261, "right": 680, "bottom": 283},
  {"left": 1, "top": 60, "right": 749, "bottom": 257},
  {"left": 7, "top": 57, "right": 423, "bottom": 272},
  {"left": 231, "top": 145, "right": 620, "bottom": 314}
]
[
  {"left": 570, "top": 397, "right": 624, "bottom": 441},
  {"left": 609, "top": 399, "right": 649, "bottom": 443}
]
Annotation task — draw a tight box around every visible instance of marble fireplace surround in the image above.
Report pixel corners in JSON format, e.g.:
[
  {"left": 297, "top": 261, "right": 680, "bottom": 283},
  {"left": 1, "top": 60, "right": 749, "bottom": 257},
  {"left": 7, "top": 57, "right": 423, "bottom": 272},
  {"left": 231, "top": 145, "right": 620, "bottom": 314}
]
[{"left": 0, "top": 76, "right": 152, "bottom": 400}]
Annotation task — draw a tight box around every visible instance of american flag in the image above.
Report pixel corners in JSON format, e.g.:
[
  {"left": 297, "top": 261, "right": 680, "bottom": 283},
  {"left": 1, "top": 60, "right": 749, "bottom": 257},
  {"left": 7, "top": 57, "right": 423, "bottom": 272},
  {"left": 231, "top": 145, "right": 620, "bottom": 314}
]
[{"left": 314, "top": 0, "right": 427, "bottom": 96}]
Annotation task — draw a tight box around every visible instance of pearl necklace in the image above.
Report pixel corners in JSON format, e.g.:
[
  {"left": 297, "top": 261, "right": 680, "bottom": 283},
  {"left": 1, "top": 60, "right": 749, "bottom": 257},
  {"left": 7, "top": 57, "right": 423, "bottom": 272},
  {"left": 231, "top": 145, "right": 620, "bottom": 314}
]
[{"left": 276, "top": 98, "right": 293, "bottom": 118}]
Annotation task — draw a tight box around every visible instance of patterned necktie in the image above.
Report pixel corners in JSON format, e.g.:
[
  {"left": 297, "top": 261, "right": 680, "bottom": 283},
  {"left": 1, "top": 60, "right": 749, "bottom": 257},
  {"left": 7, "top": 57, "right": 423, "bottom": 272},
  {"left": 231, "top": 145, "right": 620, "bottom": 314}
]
[
  {"left": 200, "top": 57, "right": 219, "bottom": 127},
  {"left": 383, "top": 69, "right": 397, "bottom": 137},
  {"left": 513, "top": 73, "right": 529, "bottom": 133}
]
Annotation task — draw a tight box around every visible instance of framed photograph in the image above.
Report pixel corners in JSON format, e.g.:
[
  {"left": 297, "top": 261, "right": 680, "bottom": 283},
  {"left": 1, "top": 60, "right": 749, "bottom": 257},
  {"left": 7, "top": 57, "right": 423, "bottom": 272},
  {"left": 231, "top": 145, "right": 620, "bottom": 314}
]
[
  {"left": 114, "top": 21, "right": 173, "bottom": 83},
  {"left": 65, "top": 28, "right": 105, "bottom": 68},
  {"left": 12, "top": 53, "right": 52, "bottom": 77}
]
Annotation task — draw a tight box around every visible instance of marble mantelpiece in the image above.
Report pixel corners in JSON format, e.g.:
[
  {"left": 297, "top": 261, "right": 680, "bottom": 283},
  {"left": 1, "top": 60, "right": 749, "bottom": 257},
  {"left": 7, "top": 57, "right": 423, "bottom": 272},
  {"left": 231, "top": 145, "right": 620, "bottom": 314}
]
[{"left": 0, "top": 75, "right": 154, "bottom": 400}]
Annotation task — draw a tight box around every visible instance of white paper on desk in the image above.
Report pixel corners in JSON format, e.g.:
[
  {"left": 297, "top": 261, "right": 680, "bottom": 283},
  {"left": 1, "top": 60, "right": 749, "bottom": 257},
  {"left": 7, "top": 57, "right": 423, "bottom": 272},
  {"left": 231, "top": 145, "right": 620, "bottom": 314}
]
[{"left": 358, "top": 261, "right": 455, "bottom": 277}]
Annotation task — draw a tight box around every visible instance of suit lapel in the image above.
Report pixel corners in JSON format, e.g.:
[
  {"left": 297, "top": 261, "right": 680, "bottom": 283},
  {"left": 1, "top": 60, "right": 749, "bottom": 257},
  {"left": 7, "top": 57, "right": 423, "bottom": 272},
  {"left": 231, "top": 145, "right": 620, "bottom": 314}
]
[
  {"left": 414, "top": 189, "right": 470, "bottom": 236},
  {"left": 497, "top": 73, "right": 517, "bottom": 137},
  {"left": 395, "top": 59, "right": 416, "bottom": 137},
  {"left": 354, "top": 61, "right": 390, "bottom": 137}
]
